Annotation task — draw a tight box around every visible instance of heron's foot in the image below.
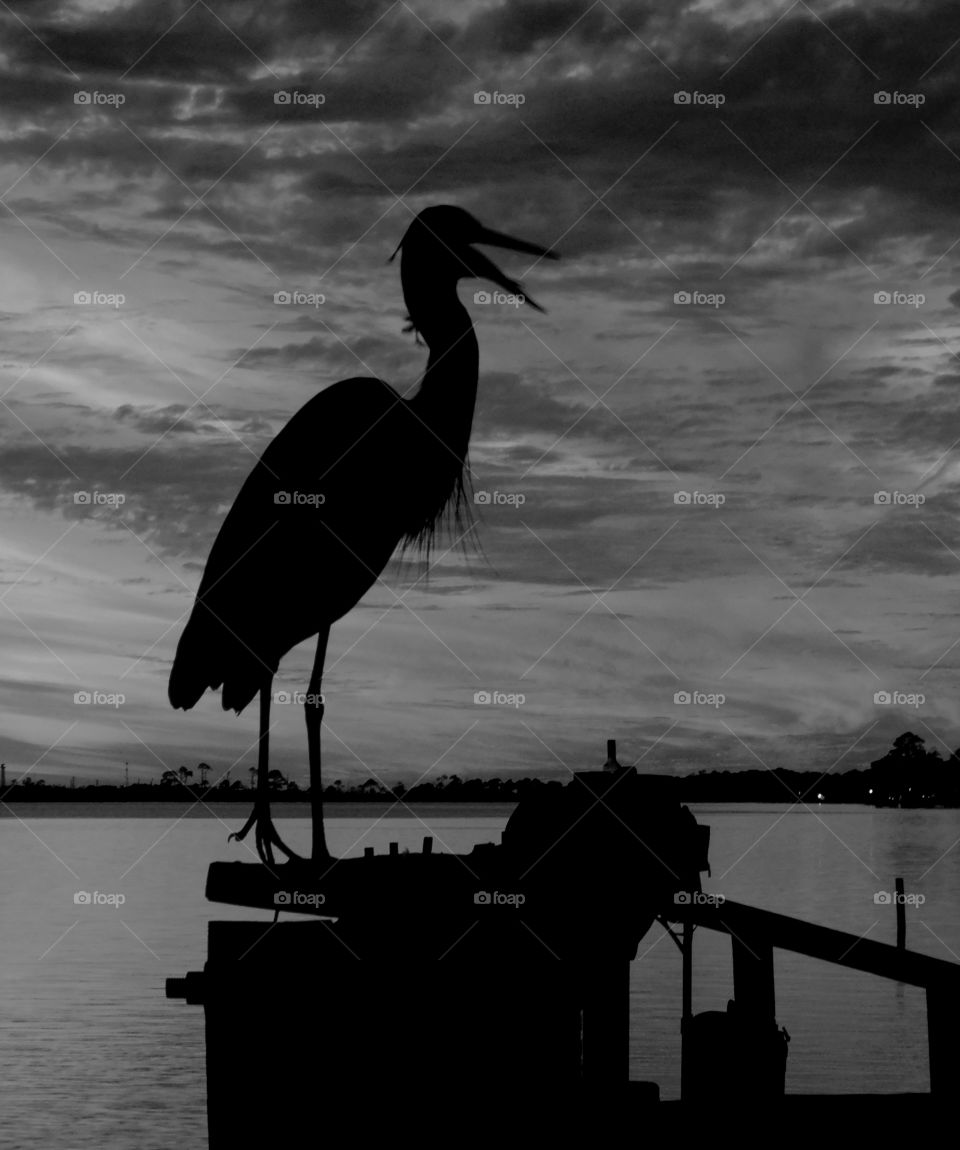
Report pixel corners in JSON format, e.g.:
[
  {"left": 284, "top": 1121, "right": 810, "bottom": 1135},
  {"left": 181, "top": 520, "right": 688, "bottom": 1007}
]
[{"left": 228, "top": 798, "right": 302, "bottom": 866}]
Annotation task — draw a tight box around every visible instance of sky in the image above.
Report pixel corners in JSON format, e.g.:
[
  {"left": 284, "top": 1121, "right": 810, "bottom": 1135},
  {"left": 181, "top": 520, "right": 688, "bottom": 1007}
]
[{"left": 2, "top": 0, "right": 960, "bottom": 786}]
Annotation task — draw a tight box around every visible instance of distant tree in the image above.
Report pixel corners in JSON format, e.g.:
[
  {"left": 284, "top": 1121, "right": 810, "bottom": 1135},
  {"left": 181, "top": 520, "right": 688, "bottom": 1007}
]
[
  {"left": 160, "top": 769, "right": 180, "bottom": 787},
  {"left": 178, "top": 765, "right": 193, "bottom": 786},
  {"left": 892, "top": 732, "right": 927, "bottom": 759},
  {"left": 870, "top": 732, "right": 942, "bottom": 804},
  {"left": 947, "top": 749, "right": 960, "bottom": 804}
]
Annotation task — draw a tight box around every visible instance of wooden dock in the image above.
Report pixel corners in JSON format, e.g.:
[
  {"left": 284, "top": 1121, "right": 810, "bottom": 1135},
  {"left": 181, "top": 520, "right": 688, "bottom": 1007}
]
[{"left": 166, "top": 758, "right": 960, "bottom": 1137}]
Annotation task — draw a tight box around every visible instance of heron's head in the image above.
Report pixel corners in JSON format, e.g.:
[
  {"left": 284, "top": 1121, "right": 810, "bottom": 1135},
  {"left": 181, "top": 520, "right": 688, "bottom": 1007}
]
[{"left": 391, "top": 205, "right": 558, "bottom": 330}]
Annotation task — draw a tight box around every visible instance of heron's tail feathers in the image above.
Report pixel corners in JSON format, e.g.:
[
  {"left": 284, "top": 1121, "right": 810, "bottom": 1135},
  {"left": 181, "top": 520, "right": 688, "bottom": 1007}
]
[
  {"left": 168, "top": 613, "right": 219, "bottom": 711},
  {"left": 169, "top": 610, "right": 267, "bottom": 714}
]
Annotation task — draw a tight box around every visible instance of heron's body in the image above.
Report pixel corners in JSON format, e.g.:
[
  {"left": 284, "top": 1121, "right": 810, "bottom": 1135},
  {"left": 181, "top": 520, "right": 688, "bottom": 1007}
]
[
  {"left": 168, "top": 205, "right": 554, "bottom": 865},
  {"left": 169, "top": 372, "right": 474, "bottom": 714}
]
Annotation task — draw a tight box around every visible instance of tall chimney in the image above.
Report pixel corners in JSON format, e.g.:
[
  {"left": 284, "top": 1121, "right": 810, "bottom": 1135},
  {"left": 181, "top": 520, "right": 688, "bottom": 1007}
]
[{"left": 603, "top": 739, "right": 620, "bottom": 771}]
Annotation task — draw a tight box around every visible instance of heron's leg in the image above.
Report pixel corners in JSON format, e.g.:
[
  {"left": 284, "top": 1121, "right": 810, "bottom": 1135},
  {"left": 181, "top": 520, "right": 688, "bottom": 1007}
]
[
  {"left": 306, "top": 626, "right": 331, "bottom": 861},
  {"left": 229, "top": 677, "right": 301, "bottom": 864}
]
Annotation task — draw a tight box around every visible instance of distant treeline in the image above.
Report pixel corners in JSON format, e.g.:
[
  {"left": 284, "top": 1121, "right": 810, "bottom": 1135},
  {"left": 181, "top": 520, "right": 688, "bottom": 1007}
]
[{"left": 2, "top": 732, "right": 957, "bottom": 806}]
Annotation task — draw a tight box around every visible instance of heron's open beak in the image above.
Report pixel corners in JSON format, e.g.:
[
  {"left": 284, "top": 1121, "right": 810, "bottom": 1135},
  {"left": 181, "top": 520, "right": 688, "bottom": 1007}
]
[
  {"left": 469, "top": 227, "right": 558, "bottom": 312},
  {"left": 474, "top": 226, "right": 559, "bottom": 262}
]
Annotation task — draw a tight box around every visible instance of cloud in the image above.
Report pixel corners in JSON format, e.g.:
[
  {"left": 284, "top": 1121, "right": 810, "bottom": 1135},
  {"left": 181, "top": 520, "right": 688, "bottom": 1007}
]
[{"left": 1, "top": 0, "right": 959, "bottom": 778}]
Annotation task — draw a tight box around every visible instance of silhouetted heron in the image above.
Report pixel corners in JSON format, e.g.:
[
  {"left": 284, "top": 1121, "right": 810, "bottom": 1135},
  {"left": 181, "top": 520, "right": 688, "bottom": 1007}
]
[{"left": 168, "top": 205, "right": 557, "bottom": 865}]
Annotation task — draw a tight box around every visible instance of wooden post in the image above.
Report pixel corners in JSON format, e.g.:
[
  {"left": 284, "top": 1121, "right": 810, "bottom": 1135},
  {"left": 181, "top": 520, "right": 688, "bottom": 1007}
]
[
  {"left": 581, "top": 961, "right": 631, "bottom": 1084},
  {"left": 895, "top": 877, "right": 906, "bottom": 949},
  {"left": 682, "top": 921, "right": 693, "bottom": 1022},
  {"left": 927, "top": 986, "right": 960, "bottom": 1096},
  {"left": 731, "top": 933, "right": 784, "bottom": 1098},
  {"left": 680, "top": 921, "right": 693, "bottom": 1100},
  {"left": 732, "top": 934, "right": 775, "bottom": 1021}
]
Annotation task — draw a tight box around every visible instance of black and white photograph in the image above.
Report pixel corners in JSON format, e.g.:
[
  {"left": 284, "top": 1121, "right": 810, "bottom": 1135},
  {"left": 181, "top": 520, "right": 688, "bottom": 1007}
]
[{"left": 1, "top": 0, "right": 959, "bottom": 1142}]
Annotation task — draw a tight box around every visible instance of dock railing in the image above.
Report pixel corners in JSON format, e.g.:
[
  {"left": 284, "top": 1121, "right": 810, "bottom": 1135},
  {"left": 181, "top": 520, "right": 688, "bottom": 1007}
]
[{"left": 668, "top": 897, "right": 960, "bottom": 1097}]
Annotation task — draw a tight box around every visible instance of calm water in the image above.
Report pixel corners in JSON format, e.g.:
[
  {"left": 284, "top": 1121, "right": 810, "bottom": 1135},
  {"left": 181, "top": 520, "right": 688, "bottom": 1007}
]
[{"left": 1, "top": 804, "right": 958, "bottom": 1146}]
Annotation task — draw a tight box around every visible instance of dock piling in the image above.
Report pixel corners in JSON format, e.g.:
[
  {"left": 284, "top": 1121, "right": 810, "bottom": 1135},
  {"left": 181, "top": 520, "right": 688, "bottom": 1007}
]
[
  {"left": 895, "top": 877, "right": 906, "bottom": 949},
  {"left": 732, "top": 934, "right": 776, "bottom": 1021}
]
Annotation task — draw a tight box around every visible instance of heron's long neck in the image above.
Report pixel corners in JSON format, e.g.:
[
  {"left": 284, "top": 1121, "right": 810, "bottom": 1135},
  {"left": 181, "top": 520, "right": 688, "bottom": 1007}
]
[{"left": 408, "top": 293, "right": 479, "bottom": 455}]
